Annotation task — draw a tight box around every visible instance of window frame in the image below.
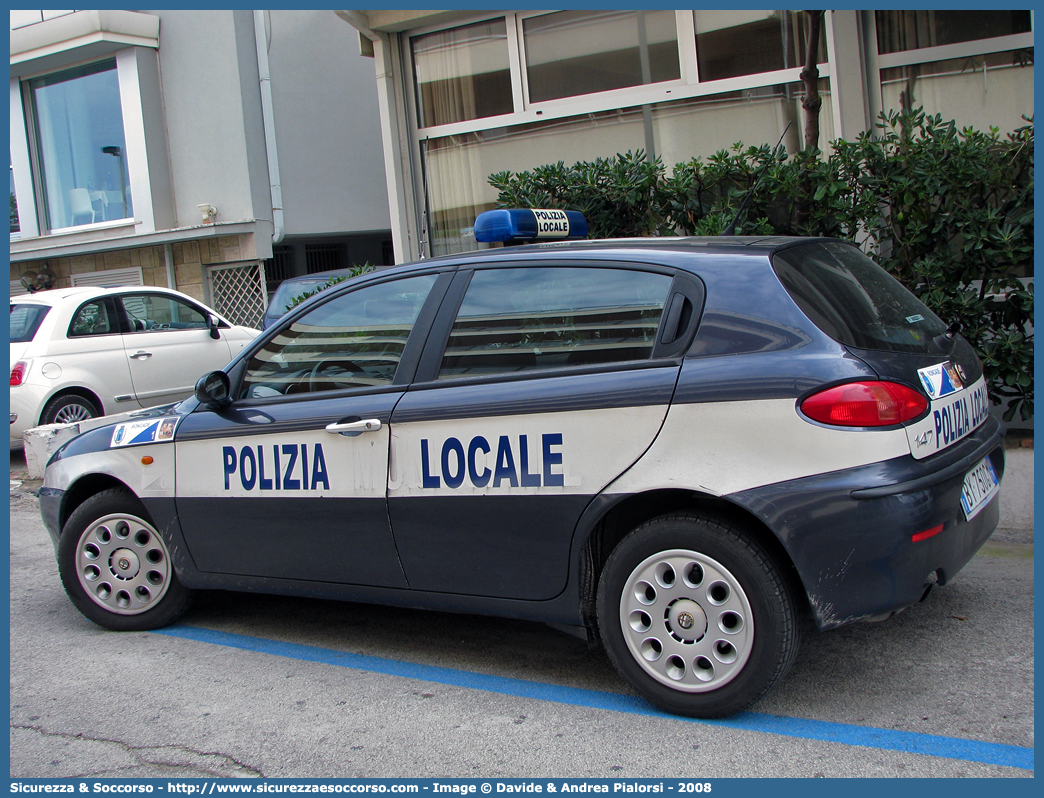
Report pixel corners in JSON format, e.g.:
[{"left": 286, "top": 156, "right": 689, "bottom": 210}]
[
  {"left": 412, "top": 261, "right": 705, "bottom": 389},
  {"left": 229, "top": 269, "right": 455, "bottom": 406},
  {"left": 865, "top": 12, "right": 1034, "bottom": 132},
  {"left": 22, "top": 57, "right": 134, "bottom": 234},
  {"left": 115, "top": 291, "right": 214, "bottom": 335},
  {"left": 11, "top": 46, "right": 161, "bottom": 241},
  {"left": 875, "top": 31, "right": 1035, "bottom": 71},
  {"left": 406, "top": 10, "right": 834, "bottom": 139},
  {"left": 516, "top": 9, "right": 688, "bottom": 110},
  {"left": 66, "top": 296, "right": 122, "bottom": 339}
]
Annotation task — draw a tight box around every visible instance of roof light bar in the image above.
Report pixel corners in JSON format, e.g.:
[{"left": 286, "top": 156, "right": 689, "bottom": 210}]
[{"left": 474, "top": 208, "right": 589, "bottom": 243}]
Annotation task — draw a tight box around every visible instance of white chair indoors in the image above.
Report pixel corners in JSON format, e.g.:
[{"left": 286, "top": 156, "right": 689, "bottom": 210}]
[{"left": 68, "top": 188, "right": 96, "bottom": 226}]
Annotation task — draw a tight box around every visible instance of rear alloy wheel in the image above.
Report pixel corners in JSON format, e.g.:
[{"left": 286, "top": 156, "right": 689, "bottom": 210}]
[
  {"left": 41, "top": 393, "right": 99, "bottom": 426},
  {"left": 58, "top": 489, "right": 192, "bottom": 631},
  {"left": 597, "top": 514, "right": 799, "bottom": 718}
]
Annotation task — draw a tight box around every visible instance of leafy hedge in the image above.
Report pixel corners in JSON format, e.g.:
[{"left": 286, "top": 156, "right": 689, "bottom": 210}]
[
  {"left": 284, "top": 263, "right": 377, "bottom": 313},
  {"left": 489, "top": 109, "right": 1034, "bottom": 421}
]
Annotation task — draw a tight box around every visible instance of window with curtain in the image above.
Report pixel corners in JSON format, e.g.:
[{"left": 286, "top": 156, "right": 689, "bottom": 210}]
[
  {"left": 27, "top": 59, "right": 133, "bottom": 231},
  {"left": 522, "top": 10, "right": 680, "bottom": 103},
  {"left": 412, "top": 19, "right": 513, "bottom": 128},
  {"left": 693, "top": 10, "right": 826, "bottom": 82},
  {"left": 421, "top": 82, "right": 827, "bottom": 256},
  {"left": 880, "top": 49, "right": 1034, "bottom": 134},
  {"left": 10, "top": 155, "right": 19, "bottom": 234},
  {"left": 876, "top": 10, "right": 1032, "bottom": 54}
]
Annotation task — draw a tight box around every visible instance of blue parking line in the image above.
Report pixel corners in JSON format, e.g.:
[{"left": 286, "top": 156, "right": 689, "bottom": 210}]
[{"left": 157, "top": 624, "right": 1033, "bottom": 772}]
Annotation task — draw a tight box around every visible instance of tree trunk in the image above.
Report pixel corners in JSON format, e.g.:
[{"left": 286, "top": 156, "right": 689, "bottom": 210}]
[
  {"left": 801, "top": 11, "right": 824, "bottom": 152},
  {"left": 795, "top": 10, "right": 825, "bottom": 230}
]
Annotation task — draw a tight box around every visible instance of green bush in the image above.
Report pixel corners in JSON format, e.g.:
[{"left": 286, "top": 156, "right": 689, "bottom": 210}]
[{"left": 489, "top": 109, "right": 1034, "bottom": 421}]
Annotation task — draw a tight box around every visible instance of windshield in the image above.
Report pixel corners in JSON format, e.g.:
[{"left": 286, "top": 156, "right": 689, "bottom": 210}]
[
  {"left": 10, "top": 303, "right": 50, "bottom": 343},
  {"left": 772, "top": 242, "right": 949, "bottom": 354}
]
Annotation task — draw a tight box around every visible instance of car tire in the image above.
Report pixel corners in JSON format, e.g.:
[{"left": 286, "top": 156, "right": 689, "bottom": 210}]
[
  {"left": 58, "top": 489, "right": 192, "bottom": 631},
  {"left": 41, "top": 393, "right": 100, "bottom": 426},
  {"left": 597, "top": 513, "right": 799, "bottom": 718}
]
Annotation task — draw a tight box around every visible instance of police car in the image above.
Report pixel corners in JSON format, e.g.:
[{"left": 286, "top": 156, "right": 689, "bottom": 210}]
[{"left": 39, "top": 209, "right": 1003, "bottom": 718}]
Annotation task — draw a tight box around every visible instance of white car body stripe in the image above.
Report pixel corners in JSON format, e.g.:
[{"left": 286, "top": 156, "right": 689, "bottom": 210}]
[
  {"left": 609, "top": 398, "right": 912, "bottom": 497},
  {"left": 176, "top": 428, "right": 390, "bottom": 499},
  {"left": 44, "top": 443, "right": 177, "bottom": 499},
  {"left": 389, "top": 405, "right": 669, "bottom": 498}
]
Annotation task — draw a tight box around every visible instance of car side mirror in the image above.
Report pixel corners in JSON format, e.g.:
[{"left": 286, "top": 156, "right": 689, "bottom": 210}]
[
  {"left": 208, "top": 313, "right": 221, "bottom": 340},
  {"left": 195, "top": 371, "right": 232, "bottom": 407}
]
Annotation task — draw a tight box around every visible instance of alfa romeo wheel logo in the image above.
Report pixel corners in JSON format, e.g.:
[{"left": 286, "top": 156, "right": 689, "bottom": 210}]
[
  {"left": 678, "top": 612, "right": 695, "bottom": 630},
  {"left": 118, "top": 558, "right": 130, "bottom": 570}
]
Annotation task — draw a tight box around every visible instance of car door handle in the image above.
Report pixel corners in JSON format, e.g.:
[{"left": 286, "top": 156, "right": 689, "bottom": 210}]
[
  {"left": 325, "top": 419, "right": 382, "bottom": 434},
  {"left": 129, "top": 351, "right": 153, "bottom": 360}
]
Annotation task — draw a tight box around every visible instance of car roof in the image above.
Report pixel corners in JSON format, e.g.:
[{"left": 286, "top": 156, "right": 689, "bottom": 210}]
[
  {"left": 360, "top": 235, "right": 839, "bottom": 281},
  {"left": 440, "top": 235, "right": 826, "bottom": 260},
  {"left": 10, "top": 285, "right": 203, "bottom": 307}
]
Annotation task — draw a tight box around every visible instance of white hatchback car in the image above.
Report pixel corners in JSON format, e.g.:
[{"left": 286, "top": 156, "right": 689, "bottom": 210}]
[{"left": 10, "top": 286, "right": 258, "bottom": 449}]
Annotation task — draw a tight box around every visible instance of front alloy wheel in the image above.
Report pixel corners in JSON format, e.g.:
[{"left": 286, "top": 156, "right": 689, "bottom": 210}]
[
  {"left": 74, "top": 512, "right": 172, "bottom": 615},
  {"left": 59, "top": 489, "right": 192, "bottom": 631}
]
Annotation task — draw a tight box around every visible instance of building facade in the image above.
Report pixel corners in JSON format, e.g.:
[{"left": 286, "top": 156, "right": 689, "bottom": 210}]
[
  {"left": 339, "top": 9, "right": 1034, "bottom": 261},
  {"left": 10, "top": 9, "right": 393, "bottom": 326}
]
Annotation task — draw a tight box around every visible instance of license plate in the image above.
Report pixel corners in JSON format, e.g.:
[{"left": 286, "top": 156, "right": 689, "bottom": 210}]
[{"left": 960, "top": 457, "right": 999, "bottom": 520}]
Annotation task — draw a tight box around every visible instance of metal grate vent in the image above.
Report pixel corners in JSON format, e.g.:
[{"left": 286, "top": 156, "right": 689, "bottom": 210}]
[{"left": 209, "top": 262, "right": 267, "bottom": 329}]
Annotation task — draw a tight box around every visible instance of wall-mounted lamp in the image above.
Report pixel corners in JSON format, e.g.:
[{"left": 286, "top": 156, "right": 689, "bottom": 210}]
[{"left": 197, "top": 203, "right": 217, "bottom": 224}]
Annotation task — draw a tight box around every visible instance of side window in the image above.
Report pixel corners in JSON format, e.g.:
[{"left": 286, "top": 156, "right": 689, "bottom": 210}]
[
  {"left": 10, "top": 304, "right": 49, "bottom": 343},
  {"left": 438, "top": 266, "right": 673, "bottom": 379},
  {"left": 68, "top": 299, "right": 115, "bottom": 337},
  {"left": 240, "top": 274, "right": 439, "bottom": 399},
  {"left": 121, "top": 294, "right": 208, "bottom": 332}
]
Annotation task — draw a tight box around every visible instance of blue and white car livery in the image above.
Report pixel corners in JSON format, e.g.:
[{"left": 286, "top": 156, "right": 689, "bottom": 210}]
[{"left": 40, "top": 210, "right": 1003, "bottom": 718}]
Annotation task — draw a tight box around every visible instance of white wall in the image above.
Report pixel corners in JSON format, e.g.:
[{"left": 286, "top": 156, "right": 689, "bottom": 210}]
[
  {"left": 147, "top": 9, "right": 390, "bottom": 243},
  {"left": 148, "top": 10, "right": 264, "bottom": 231},
  {"left": 266, "top": 9, "right": 391, "bottom": 236}
]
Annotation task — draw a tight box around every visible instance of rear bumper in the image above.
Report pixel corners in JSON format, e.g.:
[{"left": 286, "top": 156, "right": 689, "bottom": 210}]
[{"left": 731, "top": 416, "right": 1005, "bottom": 629}]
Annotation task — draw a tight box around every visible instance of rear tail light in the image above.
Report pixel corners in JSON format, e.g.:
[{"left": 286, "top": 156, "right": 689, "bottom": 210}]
[
  {"left": 10, "top": 360, "right": 30, "bottom": 387},
  {"left": 800, "top": 381, "right": 928, "bottom": 427}
]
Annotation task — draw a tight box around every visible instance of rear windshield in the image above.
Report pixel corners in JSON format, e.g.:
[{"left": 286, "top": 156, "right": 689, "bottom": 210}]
[
  {"left": 10, "top": 303, "right": 50, "bottom": 343},
  {"left": 772, "top": 242, "right": 948, "bottom": 353},
  {"left": 268, "top": 275, "right": 346, "bottom": 318}
]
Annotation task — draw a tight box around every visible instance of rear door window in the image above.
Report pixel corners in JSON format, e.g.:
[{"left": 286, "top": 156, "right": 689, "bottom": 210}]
[
  {"left": 438, "top": 266, "right": 673, "bottom": 379},
  {"left": 772, "top": 241, "right": 948, "bottom": 354}
]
